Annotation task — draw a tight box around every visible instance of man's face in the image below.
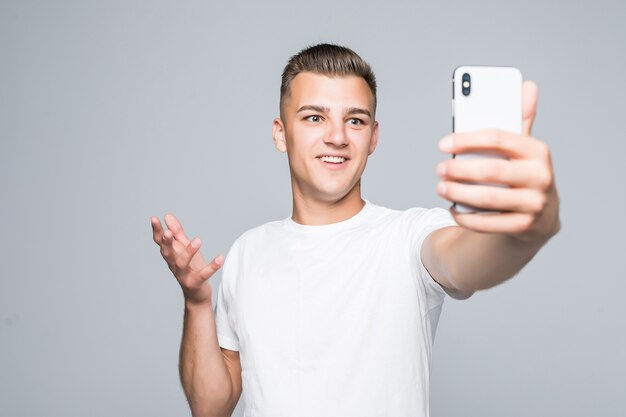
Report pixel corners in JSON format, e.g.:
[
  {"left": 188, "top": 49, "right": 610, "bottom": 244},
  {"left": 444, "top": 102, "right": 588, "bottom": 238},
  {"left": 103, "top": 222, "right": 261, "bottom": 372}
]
[{"left": 273, "top": 72, "right": 379, "bottom": 204}]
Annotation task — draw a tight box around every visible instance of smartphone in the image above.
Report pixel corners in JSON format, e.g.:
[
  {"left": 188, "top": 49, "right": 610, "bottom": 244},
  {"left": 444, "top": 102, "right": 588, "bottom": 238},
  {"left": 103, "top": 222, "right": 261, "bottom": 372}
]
[{"left": 451, "top": 65, "right": 522, "bottom": 213}]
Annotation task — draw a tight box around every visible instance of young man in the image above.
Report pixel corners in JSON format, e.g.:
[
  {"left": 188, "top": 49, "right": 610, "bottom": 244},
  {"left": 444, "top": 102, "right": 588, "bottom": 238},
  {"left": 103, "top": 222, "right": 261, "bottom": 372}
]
[{"left": 151, "top": 44, "right": 560, "bottom": 417}]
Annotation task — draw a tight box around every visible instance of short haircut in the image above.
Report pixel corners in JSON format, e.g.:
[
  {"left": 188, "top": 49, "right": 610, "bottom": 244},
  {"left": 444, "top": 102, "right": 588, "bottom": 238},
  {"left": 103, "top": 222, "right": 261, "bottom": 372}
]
[{"left": 279, "top": 43, "right": 377, "bottom": 118}]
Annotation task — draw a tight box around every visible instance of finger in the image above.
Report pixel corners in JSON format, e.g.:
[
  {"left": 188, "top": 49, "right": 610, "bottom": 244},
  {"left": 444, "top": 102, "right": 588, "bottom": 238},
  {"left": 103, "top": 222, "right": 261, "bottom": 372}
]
[
  {"left": 164, "top": 213, "right": 191, "bottom": 246},
  {"left": 198, "top": 255, "right": 225, "bottom": 281},
  {"left": 175, "top": 237, "right": 203, "bottom": 271},
  {"left": 437, "top": 181, "right": 547, "bottom": 213},
  {"left": 522, "top": 80, "right": 538, "bottom": 136},
  {"left": 437, "top": 158, "right": 552, "bottom": 189},
  {"left": 451, "top": 211, "right": 535, "bottom": 234},
  {"left": 151, "top": 216, "right": 164, "bottom": 245},
  {"left": 439, "top": 129, "right": 545, "bottom": 159},
  {"left": 160, "top": 228, "right": 175, "bottom": 257}
]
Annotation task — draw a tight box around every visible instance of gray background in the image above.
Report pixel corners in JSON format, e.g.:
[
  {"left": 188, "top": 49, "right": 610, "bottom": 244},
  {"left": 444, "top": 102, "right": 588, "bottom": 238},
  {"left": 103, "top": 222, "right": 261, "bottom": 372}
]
[{"left": 1, "top": 0, "right": 624, "bottom": 416}]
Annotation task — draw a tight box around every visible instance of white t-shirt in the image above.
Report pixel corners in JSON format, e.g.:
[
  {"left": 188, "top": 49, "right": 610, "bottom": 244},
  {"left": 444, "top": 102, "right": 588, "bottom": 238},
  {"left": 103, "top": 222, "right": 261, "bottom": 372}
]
[{"left": 214, "top": 200, "right": 458, "bottom": 417}]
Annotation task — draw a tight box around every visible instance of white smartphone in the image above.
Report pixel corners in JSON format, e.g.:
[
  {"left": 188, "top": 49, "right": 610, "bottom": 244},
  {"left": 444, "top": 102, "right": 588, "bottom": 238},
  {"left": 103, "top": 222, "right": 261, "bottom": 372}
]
[{"left": 451, "top": 65, "right": 523, "bottom": 213}]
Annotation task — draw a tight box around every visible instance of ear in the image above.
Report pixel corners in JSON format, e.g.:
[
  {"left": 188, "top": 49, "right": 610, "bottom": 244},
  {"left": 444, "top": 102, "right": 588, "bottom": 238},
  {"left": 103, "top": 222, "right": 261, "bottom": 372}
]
[
  {"left": 272, "top": 118, "right": 287, "bottom": 153},
  {"left": 368, "top": 121, "right": 379, "bottom": 155}
]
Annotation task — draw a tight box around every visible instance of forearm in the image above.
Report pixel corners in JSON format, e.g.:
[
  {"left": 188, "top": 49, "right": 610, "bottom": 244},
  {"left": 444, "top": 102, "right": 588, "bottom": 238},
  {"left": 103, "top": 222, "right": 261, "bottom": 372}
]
[
  {"left": 431, "top": 82, "right": 562, "bottom": 293},
  {"left": 180, "top": 302, "right": 234, "bottom": 417},
  {"left": 443, "top": 229, "right": 548, "bottom": 292}
]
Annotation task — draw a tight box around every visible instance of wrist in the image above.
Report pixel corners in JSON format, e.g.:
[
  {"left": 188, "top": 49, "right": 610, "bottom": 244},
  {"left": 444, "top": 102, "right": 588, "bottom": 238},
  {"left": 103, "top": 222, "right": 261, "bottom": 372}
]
[
  {"left": 181, "top": 282, "right": 214, "bottom": 310},
  {"left": 511, "top": 213, "right": 561, "bottom": 246},
  {"left": 183, "top": 296, "right": 214, "bottom": 313}
]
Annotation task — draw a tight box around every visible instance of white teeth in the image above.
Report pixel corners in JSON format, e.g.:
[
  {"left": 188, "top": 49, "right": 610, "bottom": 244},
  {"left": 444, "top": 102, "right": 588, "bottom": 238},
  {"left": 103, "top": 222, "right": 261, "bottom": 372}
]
[{"left": 320, "top": 155, "right": 345, "bottom": 164}]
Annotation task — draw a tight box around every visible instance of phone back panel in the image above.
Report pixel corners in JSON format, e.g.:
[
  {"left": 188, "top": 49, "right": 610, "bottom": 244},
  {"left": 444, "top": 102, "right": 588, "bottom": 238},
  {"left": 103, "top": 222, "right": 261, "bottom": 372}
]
[
  {"left": 453, "top": 66, "right": 522, "bottom": 134},
  {"left": 451, "top": 66, "right": 522, "bottom": 213}
]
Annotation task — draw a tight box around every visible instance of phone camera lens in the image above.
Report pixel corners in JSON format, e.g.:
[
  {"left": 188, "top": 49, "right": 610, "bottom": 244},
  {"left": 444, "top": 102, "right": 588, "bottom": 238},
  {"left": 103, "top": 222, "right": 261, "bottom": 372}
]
[{"left": 461, "top": 73, "right": 471, "bottom": 96}]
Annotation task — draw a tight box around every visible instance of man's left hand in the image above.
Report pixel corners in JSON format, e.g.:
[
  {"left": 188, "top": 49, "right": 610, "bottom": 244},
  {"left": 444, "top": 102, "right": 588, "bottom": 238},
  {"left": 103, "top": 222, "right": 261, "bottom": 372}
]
[{"left": 435, "top": 81, "right": 561, "bottom": 243}]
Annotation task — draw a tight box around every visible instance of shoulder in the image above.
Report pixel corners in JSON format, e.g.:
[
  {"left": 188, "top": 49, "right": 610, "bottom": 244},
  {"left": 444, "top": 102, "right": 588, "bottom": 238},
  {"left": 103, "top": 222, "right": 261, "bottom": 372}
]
[
  {"left": 221, "top": 218, "right": 286, "bottom": 279},
  {"left": 403, "top": 206, "right": 456, "bottom": 228},
  {"left": 371, "top": 203, "right": 459, "bottom": 253},
  {"left": 225, "top": 218, "right": 287, "bottom": 258},
  {"left": 369, "top": 201, "right": 455, "bottom": 229}
]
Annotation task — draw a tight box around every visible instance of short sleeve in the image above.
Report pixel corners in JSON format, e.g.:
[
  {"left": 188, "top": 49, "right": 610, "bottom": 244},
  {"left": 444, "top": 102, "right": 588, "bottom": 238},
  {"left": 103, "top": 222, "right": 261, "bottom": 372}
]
[
  {"left": 410, "top": 207, "right": 459, "bottom": 299},
  {"left": 213, "top": 241, "right": 241, "bottom": 351}
]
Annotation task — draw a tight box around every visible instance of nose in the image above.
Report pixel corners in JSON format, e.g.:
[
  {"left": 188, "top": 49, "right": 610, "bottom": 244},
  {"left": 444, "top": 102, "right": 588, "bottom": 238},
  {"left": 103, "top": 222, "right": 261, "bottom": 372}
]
[{"left": 323, "top": 120, "right": 349, "bottom": 147}]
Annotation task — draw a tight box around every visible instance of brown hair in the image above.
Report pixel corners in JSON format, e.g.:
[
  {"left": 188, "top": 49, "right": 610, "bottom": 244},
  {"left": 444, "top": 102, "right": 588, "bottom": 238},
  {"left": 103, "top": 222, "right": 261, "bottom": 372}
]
[{"left": 280, "top": 43, "right": 377, "bottom": 117}]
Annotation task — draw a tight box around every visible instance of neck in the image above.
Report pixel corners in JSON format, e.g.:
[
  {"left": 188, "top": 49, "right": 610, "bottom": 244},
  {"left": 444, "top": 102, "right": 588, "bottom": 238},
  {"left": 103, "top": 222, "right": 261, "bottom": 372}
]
[{"left": 291, "top": 184, "right": 365, "bottom": 226}]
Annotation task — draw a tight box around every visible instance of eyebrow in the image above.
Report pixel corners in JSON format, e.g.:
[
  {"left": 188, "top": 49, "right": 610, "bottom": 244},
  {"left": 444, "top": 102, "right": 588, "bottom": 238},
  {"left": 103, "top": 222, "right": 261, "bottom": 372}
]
[
  {"left": 296, "top": 105, "right": 372, "bottom": 119},
  {"left": 297, "top": 105, "right": 330, "bottom": 114},
  {"left": 345, "top": 107, "right": 372, "bottom": 119}
]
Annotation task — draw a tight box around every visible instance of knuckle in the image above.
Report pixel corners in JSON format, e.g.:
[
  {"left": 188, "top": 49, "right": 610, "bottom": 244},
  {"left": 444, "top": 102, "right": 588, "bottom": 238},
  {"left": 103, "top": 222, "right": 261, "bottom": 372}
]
[
  {"left": 201, "top": 265, "right": 217, "bottom": 279},
  {"left": 445, "top": 162, "right": 458, "bottom": 179},
  {"left": 530, "top": 193, "right": 547, "bottom": 213},
  {"left": 480, "top": 189, "right": 498, "bottom": 208},
  {"left": 523, "top": 215, "right": 534, "bottom": 229},
  {"left": 539, "top": 193, "right": 549, "bottom": 210},
  {"left": 486, "top": 129, "right": 503, "bottom": 146},
  {"left": 186, "top": 242, "right": 197, "bottom": 254},
  {"left": 175, "top": 257, "right": 188, "bottom": 271},
  {"left": 536, "top": 168, "right": 553, "bottom": 190},
  {"left": 484, "top": 161, "right": 503, "bottom": 181},
  {"left": 516, "top": 215, "right": 534, "bottom": 232}
]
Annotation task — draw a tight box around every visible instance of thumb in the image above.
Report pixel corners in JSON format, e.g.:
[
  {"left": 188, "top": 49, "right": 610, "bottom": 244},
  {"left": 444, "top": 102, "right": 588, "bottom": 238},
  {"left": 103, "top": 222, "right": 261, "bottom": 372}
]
[
  {"left": 198, "top": 255, "right": 225, "bottom": 281},
  {"left": 522, "top": 80, "right": 538, "bottom": 136}
]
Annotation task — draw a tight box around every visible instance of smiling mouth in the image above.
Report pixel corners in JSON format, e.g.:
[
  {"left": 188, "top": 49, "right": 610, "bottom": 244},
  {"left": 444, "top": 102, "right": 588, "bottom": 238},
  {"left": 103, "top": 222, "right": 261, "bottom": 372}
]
[{"left": 317, "top": 155, "right": 348, "bottom": 164}]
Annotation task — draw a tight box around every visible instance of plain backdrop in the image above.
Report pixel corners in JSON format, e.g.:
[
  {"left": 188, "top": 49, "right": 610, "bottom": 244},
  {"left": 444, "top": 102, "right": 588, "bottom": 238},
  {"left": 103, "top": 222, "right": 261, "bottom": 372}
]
[{"left": 1, "top": 0, "right": 625, "bottom": 416}]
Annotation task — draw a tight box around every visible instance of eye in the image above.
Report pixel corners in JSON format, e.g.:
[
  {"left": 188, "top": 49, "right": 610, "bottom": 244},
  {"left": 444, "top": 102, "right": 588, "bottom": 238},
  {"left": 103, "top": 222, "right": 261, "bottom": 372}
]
[
  {"left": 305, "top": 115, "right": 322, "bottom": 123},
  {"left": 347, "top": 118, "right": 364, "bottom": 126}
]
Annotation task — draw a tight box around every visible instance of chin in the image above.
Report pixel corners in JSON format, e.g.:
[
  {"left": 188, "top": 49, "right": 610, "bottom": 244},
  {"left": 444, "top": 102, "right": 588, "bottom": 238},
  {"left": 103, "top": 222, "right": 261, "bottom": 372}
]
[{"left": 312, "top": 183, "right": 359, "bottom": 202}]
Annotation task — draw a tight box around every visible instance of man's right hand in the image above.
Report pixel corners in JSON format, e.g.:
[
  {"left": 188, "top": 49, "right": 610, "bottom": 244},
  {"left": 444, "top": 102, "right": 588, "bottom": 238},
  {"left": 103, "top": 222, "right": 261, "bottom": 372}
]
[{"left": 151, "top": 213, "right": 224, "bottom": 306}]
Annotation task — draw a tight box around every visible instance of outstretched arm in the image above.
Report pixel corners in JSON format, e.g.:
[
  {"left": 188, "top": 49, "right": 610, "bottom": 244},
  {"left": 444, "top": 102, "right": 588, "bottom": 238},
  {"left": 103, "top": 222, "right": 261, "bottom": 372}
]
[
  {"left": 151, "top": 214, "right": 242, "bottom": 417},
  {"left": 422, "top": 81, "right": 561, "bottom": 295}
]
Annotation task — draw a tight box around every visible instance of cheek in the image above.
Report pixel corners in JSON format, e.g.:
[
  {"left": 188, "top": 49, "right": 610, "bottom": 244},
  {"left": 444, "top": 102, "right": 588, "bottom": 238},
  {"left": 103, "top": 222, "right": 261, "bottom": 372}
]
[
  {"left": 285, "top": 132, "right": 314, "bottom": 170},
  {"left": 292, "top": 125, "right": 323, "bottom": 143},
  {"left": 288, "top": 127, "right": 320, "bottom": 156},
  {"left": 349, "top": 131, "right": 373, "bottom": 152}
]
